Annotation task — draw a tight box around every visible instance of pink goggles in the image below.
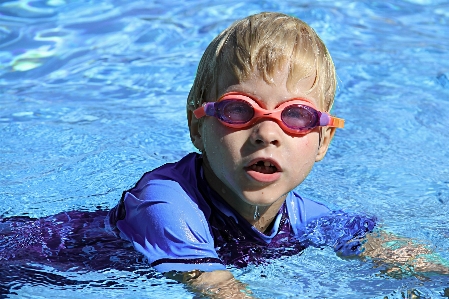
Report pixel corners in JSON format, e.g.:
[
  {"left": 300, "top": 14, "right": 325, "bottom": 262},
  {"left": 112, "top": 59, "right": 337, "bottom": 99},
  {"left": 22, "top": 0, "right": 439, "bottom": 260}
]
[{"left": 193, "top": 92, "right": 345, "bottom": 135}]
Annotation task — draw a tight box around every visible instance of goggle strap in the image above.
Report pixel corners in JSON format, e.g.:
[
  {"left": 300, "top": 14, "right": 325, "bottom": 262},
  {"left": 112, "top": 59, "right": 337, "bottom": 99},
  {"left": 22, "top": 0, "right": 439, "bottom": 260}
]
[
  {"left": 319, "top": 112, "right": 345, "bottom": 128},
  {"left": 319, "top": 113, "right": 331, "bottom": 126},
  {"left": 329, "top": 117, "right": 345, "bottom": 128},
  {"left": 193, "top": 102, "right": 215, "bottom": 119},
  {"left": 193, "top": 108, "right": 204, "bottom": 119}
]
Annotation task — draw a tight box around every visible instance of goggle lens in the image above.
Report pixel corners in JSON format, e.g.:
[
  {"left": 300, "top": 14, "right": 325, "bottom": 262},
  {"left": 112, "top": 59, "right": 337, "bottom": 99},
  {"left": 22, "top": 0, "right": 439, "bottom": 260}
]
[
  {"left": 281, "top": 105, "right": 319, "bottom": 131},
  {"left": 218, "top": 100, "right": 319, "bottom": 132},
  {"left": 217, "top": 99, "right": 254, "bottom": 124}
]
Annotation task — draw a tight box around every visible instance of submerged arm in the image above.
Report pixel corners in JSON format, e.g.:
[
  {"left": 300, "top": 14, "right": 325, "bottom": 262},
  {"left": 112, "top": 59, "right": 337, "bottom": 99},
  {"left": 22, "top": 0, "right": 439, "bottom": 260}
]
[
  {"left": 360, "top": 231, "right": 449, "bottom": 276},
  {"left": 304, "top": 211, "right": 449, "bottom": 276},
  {"left": 165, "top": 270, "right": 254, "bottom": 299}
]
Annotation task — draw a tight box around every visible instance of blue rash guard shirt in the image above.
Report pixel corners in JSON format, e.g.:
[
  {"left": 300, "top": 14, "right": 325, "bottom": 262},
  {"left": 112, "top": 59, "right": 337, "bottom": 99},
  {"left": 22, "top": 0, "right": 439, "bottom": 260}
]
[{"left": 109, "top": 153, "right": 376, "bottom": 273}]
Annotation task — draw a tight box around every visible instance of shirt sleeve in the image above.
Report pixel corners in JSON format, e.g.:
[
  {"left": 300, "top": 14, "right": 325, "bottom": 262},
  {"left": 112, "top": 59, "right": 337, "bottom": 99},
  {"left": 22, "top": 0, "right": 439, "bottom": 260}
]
[
  {"left": 115, "top": 179, "right": 225, "bottom": 273},
  {"left": 286, "top": 192, "right": 376, "bottom": 256},
  {"left": 297, "top": 210, "right": 377, "bottom": 256}
]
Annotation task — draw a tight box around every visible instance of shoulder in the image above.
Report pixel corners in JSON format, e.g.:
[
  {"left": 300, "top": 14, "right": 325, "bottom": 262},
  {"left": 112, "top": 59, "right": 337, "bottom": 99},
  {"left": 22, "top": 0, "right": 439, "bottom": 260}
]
[
  {"left": 122, "top": 152, "right": 210, "bottom": 219},
  {"left": 285, "top": 191, "right": 377, "bottom": 256},
  {"left": 285, "top": 191, "right": 331, "bottom": 233},
  {"left": 109, "top": 153, "right": 207, "bottom": 225},
  {"left": 131, "top": 152, "right": 202, "bottom": 195},
  {"left": 118, "top": 179, "right": 211, "bottom": 240},
  {"left": 113, "top": 153, "right": 224, "bottom": 272},
  {"left": 286, "top": 191, "right": 331, "bottom": 222}
]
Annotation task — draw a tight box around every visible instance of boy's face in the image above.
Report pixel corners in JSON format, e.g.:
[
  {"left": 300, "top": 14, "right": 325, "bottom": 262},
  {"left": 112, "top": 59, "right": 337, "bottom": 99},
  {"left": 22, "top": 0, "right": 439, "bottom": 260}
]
[{"left": 189, "top": 65, "right": 336, "bottom": 217}]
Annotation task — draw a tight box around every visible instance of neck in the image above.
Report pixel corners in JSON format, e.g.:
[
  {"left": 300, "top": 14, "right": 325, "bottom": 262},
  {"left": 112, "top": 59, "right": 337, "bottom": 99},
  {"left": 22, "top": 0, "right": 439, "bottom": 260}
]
[{"left": 202, "top": 156, "right": 286, "bottom": 233}]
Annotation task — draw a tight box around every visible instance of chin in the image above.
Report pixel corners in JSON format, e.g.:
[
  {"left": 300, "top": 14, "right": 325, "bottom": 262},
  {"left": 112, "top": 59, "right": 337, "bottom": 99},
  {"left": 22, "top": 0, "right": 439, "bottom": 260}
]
[{"left": 242, "top": 190, "right": 287, "bottom": 206}]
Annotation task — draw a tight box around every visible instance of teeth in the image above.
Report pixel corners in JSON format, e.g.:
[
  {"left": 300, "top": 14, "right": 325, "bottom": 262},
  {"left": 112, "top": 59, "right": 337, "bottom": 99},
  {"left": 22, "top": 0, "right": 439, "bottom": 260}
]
[{"left": 250, "top": 161, "right": 276, "bottom": 174}]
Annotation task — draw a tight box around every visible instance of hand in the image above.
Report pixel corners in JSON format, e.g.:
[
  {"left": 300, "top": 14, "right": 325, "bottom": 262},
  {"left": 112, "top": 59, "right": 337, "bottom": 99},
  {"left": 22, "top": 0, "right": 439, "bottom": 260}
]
[
  {"left": 361, "top": 231, "right": 449, "bottom": 277},
  {"left": 165, "top": 270, "right": 255, "bottom": 298}
]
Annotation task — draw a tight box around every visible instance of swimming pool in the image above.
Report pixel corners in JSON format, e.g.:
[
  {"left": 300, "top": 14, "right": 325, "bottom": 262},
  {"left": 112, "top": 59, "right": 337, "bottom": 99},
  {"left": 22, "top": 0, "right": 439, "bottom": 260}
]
[{"left": 1, "top": 0, "right": 448, "bottom": 298}]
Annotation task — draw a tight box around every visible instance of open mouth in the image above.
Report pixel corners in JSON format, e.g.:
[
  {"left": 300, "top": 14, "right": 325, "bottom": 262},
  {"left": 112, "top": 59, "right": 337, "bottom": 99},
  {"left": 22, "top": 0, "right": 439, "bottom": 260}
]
[{"left": 247, "top": 160, "right": 278, "bottom": 174}]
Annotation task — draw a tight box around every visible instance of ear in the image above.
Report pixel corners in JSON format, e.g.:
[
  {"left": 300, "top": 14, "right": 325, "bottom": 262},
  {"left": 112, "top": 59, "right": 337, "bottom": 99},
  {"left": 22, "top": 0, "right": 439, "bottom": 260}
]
[
  {"left": 315, "top": 127, "right": 336, "bottom": 161},
  {"left": 187, "top": 109, "right": 205, "bottom": 152}
]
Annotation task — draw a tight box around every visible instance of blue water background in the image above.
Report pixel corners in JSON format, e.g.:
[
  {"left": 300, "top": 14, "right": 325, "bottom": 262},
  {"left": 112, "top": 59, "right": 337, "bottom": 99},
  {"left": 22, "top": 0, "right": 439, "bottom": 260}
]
[{"left": 1, "top": 0, "right": 449, "bottom": 298}]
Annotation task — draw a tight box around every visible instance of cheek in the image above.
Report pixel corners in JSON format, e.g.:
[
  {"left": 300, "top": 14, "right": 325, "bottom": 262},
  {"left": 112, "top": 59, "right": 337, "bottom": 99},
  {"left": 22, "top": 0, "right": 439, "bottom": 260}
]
[
  {"left": 202, "top": 120, "right": 238, "bottom": 167},
  {"left": 202, "top": 121, "right": 222, "bottom": 158},
  {"left": 219, "top": 131, "right": 246, "bottom": 161},
  {"left": 301, "top": 130, "right": 320, "bottom": 149},
  {"left": 289, "top": 134, "right": 320, "bottom": 179},
  {"left": 302, "top": 132, "right": 320, "bottom": 153},
  {"left": 202, "top": 122, "right": 250, "bottom": 185},
  {"left": 203, "top": 119, "right": 245, "bottom": 156}
]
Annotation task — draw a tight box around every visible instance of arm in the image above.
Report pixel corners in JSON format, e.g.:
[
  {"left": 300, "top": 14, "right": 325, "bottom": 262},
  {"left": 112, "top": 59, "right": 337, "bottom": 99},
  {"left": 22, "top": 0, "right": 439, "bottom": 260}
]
[
  {"left": 360, "top": 231, "right": 449, "bottom": 277},
  {"left": 302, "top": 211, "right": 449, "bottom": 276},
  {"left": 116, "top": 181, "right": 255, "bottom": 296},
  {"left": 165, "top": 270, "right": 254, "bottom": 299}
]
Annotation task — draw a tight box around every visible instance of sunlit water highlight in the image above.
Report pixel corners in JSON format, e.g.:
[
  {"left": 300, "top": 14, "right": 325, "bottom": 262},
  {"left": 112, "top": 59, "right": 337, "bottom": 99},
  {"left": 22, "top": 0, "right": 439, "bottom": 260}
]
[{"left": 1, "top": 0, "right": 448, "bottom": 298}]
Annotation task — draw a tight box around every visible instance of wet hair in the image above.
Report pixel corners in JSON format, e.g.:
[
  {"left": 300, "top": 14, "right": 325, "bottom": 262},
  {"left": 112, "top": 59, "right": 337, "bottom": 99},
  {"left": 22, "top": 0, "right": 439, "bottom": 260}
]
[{"left": 187, "top": 12, "right": 336, "bottom": 116}]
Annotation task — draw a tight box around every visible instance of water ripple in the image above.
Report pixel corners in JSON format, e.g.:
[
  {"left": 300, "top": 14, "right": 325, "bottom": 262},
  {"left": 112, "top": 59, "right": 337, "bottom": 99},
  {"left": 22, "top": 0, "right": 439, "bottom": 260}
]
[{"left": 1, "top": 1, "right": 449, "bottom": 298}]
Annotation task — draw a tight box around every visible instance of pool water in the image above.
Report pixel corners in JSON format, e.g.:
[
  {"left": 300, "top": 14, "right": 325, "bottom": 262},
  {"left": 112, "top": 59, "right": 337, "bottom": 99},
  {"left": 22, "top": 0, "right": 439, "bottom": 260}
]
[{"left": 1, "top": 0, "right": 449, "bottom": 298}]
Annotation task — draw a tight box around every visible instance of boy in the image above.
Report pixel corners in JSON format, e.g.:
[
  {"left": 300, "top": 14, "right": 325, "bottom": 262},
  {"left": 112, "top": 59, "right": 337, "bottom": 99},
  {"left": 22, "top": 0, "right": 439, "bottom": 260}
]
[{"left": 109, "top": 11, "right": 447, "bottom": 297}]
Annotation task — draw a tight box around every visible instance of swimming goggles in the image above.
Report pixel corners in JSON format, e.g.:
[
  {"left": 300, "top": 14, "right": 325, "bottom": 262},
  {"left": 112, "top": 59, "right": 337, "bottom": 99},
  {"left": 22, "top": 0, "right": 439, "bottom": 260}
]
[{"left": 193, "top": 92, "right": 345, "bottom": 135}]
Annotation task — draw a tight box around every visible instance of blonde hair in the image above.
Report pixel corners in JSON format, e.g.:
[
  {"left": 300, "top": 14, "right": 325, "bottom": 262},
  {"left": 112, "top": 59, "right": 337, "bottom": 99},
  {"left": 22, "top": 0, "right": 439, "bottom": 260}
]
[{"left": 187, "top": 12, "right": 336, "bottom": 114}]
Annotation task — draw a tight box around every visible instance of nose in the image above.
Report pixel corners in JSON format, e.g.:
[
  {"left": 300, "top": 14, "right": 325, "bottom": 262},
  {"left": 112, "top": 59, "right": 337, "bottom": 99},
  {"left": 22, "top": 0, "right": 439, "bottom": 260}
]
[{"left": 250, "top": 120, "right": 282, "bottom": 147}]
